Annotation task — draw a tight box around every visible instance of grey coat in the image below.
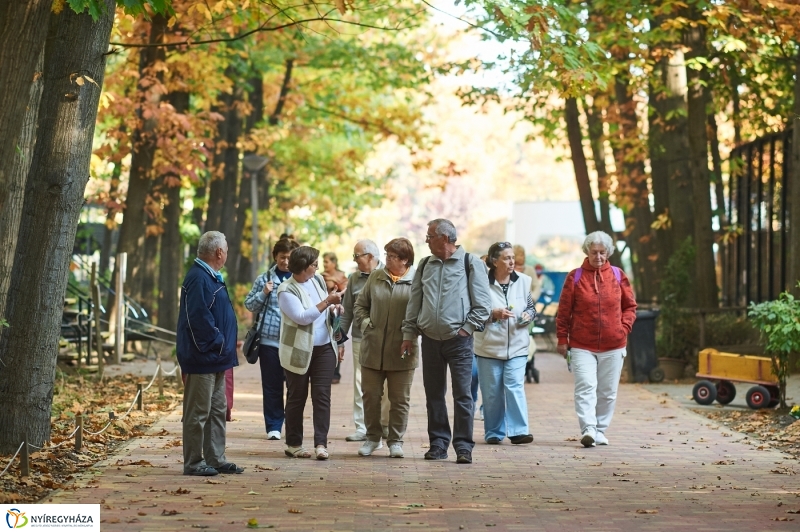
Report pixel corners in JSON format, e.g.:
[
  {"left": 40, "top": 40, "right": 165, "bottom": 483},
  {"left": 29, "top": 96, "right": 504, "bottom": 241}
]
[
  {"left": 354, "top": 266, "right": 419, "bottom": 372},
  {"left": 401, "top": 246, "right": 492, "bottom": 341}
]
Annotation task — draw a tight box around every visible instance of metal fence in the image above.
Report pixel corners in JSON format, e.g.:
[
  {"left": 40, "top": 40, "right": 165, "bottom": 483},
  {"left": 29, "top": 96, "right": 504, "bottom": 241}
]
[{"left": 723, "top": 128, "right": 793, "bottom": 306}]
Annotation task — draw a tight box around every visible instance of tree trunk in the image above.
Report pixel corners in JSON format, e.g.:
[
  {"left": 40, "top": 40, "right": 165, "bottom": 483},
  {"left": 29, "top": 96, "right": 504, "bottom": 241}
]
[
  {"left": 205, "top": 92, "right": 233, "bottom": 232},
  {"left": 220, "top": 89, "right": 244, "bottom": 241},
  {"left": 140, "top": 230, "right": 160, "bottom": 316},
  {"left": 99, "top": 162, "right": 121, "bottom": 275},
  {"left": 0, "top": 0, "right": 51, "bottom": 216},
  {"left": 789, "top": 51, "right": 800, "bottom": 296},
  {"left": 192, "top": 176, "right": 207, "bottom": 232},
  {"left": 565, "top": 97, "right": 600, "bottom": 235},
  {"left": 584, "top": 96, "right": 614, "bottom": 236},
  {"left": 614, "top": 75, "right": 658, "bottom": 301},
  {"left": 685, "top": 18, "right": 719, "bottom": 307},
  {"left": 0, "top": 0, "right": 115, "bottom": 453},
  {"left": 158, "top": 91, "right": 190, "bottom": 333},
  {"left": 113, "top": 14, "right": 167, "bottom": 305},
  {"left": 0, "top": 49, "right": 44, "bottom": 323}
]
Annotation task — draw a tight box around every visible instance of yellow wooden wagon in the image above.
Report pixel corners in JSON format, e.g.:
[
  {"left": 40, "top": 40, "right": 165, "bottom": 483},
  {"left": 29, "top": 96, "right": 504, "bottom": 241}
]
[{"left": 692, "top": 348, "right": 779, "bottom": 409}]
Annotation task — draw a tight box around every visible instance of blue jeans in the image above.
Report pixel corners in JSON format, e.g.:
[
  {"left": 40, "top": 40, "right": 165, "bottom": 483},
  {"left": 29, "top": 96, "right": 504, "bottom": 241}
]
[
  {"left": 476, "top": 355, "right": 530, "bottom": 441},
  {"left": 471, "top": 355, "right": 482, "bottom": 416},
  {"left": 421, "top": 333, "right": 475, "bottom": 453},
  {"left": 258, "top": 344, "right": 285, "bottom": 433}
]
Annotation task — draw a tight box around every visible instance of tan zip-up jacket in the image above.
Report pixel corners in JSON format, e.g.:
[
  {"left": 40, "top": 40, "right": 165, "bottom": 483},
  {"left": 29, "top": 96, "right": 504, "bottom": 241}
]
[{"left": 354, "top": 266, "right": 418, "bottom": 371}]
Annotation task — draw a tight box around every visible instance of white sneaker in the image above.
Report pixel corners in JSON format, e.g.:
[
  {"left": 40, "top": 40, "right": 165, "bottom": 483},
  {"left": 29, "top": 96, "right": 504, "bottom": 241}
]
[
  {"left": 267, "top": 431, "right": 281, "bottom": 440},
  {"left": 358, "top": 440, "right": 383, "bottom": 456},
  {"left": 389, "top": 444, "right": 404, "bottom": 458},
  {"left": 580, "top": 430, "right": 596, "bottom": 448},
  {"left": 595, "top": 432, "right": 608, "bottom": 445},
  {"left": 346, "top": 432, "right": 367, "bottom": 442}
]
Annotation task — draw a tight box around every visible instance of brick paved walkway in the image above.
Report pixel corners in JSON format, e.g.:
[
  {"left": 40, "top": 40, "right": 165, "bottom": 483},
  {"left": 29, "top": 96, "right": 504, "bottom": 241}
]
[{"left": 52, "top": 349, "right": 800, "bottom": 530}]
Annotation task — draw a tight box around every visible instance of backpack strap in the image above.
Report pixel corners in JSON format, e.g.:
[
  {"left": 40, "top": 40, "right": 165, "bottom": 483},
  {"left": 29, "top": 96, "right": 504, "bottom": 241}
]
[{"left": 573, "top": 266, "right": 621, "bottom": 284}]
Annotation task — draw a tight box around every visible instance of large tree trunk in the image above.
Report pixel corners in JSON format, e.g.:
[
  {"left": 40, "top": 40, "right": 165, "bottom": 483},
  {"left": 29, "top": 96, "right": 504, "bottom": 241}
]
[
  {"left": 99, "top": 162, "right": 121, "bottom": 275},
  {"left": 205, "top": 90, "right": 234, "bottom": 232},
  {"left": 158, "top": 91, "right": 190, "bottom": 333},
  {"left": 565, "top": 97, "right": 600, "bottom": 235},
  {"left": 140, "top": 230, "right": 160, "bottom": 316},
  {"left": 685, "top": 17, "right": 719, "bottom": 307},
  {"left": 614, "top": 75, "right": 658, "bottom": 301},
  {"left": 113, "top": 14, "right": 167, "bottom": 305},
  {"left": 0, "top": 1, "right": 51, "bottom": 216},
  {"left": 790, "top": 51, "right": 800, "bottom": 296},
  {"left": 0, "top": 0, "right": 115, "bottom": 453},
  {"left": 0, "top": 50, "right": 44, "bottom": 322}
]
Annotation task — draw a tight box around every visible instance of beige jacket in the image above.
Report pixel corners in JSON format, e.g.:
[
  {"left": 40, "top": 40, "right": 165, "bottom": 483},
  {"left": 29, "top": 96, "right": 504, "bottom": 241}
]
[{"left": 353, "top": 266, "right": 419, "bottom": 372}]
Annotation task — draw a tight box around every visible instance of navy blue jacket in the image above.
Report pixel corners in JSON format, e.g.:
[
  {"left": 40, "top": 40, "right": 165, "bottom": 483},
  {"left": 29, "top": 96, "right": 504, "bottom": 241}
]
[{"left": 176, "top": 262, "right": 238, "bottom": 374}]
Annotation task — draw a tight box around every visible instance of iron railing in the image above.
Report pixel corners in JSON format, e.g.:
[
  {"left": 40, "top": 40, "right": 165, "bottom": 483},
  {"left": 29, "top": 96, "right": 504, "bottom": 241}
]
[{"left": 723, "top": 128, "right": 793, "bottom": 306}]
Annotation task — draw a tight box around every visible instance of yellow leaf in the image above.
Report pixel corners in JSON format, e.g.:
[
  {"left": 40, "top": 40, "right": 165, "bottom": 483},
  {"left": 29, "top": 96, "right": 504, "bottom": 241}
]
[
  {"left": 83, "top": 75, "right": 99, "bottom": 87},
  {"left": 167, "top": 16, "right": 177, "bottom": 28},
  {"left": 334, "top": 0, "right": 347, "bottom": 15},
  {"left": 52, "top": 0, "right": 65, "bottom": 15}
]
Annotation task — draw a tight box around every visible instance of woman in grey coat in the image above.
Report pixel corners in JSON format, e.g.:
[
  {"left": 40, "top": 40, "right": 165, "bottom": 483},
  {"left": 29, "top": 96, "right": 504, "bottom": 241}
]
[{"left": 353, "top": 238, "right": 418, "bottom": 458}]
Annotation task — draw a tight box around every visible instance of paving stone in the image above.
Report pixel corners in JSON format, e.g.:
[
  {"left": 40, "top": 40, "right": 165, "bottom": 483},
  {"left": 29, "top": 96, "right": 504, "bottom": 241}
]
[{"left": 50, "top": 350, "right": 800, "bottom": 530}]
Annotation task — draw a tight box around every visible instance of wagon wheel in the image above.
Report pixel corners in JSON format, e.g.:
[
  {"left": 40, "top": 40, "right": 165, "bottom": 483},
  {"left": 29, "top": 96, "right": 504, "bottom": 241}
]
[
  {"left": 766, "top": 385, "right": 780, "bottom": 408},
  {"left": 649, "top": 367, "right": 665, "bottom": 383},
  {"left": 692, "top": 380, "right": 717, "bottom": 405},
  {"left": 715, "top": 380, "right": 736, "bottom": 405},
  {"left": 745, "top": 385, "right": 771, "bottom": 409}
]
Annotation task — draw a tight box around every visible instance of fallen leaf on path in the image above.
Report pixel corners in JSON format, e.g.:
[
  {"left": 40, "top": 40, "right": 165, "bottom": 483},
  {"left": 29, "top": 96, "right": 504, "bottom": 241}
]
[
  {"left": 202, "top": 500, "right": 225, "bottom": 507},
  {"left": 636, "top": 509, "right": 658, "bottom": 514},
  {"left": 288, "top": 508, "right": 302, "bottom": 513},
  {"left": 161, "top": 509, "right": 180, "bottom": 516},
  {"left": 242, "top": 506, "right": 259, "bottom": 511},
  {"left": 772, "top": 517, "right": 794, "bottom": 521},
  {"left": 171, "top": 487, "right": 190, "bottom": 494}
]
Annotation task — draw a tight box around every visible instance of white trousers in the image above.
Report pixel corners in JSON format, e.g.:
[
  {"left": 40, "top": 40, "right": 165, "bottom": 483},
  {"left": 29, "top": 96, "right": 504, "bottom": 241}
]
[
  {"left": 352, "top": 340, "right": 389, "bottom": 433},
  {"left": 572, "top": 347, "right": 625, "bottom": 436}
]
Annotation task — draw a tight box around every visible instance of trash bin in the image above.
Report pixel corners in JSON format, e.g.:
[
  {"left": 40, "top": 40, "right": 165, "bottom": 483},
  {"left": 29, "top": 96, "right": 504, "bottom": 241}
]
[{"left": 627, "top": 309, "right": 663, "bottom": 383}]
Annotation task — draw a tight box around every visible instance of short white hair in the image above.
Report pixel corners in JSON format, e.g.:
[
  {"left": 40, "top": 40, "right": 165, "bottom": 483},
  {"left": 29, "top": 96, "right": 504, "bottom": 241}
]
[
  {"left": 197, "top": 231, "right": 226, "bottom": 257},
  {"left": 356, "top": 239, "right": 379, "bottom": 257},
  {"left": 429, "top": 218, "right": 457, "bottom": 243},
  {"left": 582, "top": 231, "right": 615, "bottom": 257}
]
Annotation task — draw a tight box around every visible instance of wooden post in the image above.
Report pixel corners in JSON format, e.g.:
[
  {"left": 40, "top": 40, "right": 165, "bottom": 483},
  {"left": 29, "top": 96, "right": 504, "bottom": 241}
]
[
  {"left": 92, "top": 281, "right": 104, "bottom": 381},
  {"left": 157, "top": 353, "right": 164, "bottom": 397},
  {"left": 114, "top": 252, "right": 127, "bottom": 365},
  {"left": 137, "top": 383, "right": 143, "bottom": 410},
  {"left": 20, "top": 435, "right": 30, "bottom": 477},
  {"left": 75, "top": 415, "right": 83, "bottom": 451}
]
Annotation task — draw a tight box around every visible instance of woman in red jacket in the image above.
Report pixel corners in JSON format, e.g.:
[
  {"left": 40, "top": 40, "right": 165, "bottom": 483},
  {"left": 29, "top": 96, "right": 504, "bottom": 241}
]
[{"left": 556, "top": 231, "right": 637, "bottom": 448}]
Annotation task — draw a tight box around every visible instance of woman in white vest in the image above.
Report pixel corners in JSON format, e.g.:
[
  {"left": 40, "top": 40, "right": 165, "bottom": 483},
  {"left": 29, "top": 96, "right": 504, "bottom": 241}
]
[
  {"left": 277, "top": 246, "right": 343, "bottom": 460},
  {"left": 474, "top": 242, "right": 536, "bottom": 445}
]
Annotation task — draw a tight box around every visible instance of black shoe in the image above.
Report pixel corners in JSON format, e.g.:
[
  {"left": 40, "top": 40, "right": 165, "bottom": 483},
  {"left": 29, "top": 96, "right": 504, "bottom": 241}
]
[
  {"left": 486, "top": 437, "right": 501, "bottom": 445},
  {"left": 532, "top": 368, "right": 540, "bottom": 384},
  {"left": 214, "top": 463, "right": 244, "bottom": 474},
  {"left": 509, "top": 434, "right": 534, "bottom": 445},
  {"left": 456, "top": 450, "right": 472, "bottom": 464},
  {"left": 423, "top": 446, "right": 448, "bottom": 460}
]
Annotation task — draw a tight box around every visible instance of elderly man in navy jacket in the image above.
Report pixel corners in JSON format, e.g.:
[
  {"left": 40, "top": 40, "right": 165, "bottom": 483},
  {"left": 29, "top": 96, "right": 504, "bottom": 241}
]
[{"left": 177, "top": 231, "right": 242, "bottom": 476}]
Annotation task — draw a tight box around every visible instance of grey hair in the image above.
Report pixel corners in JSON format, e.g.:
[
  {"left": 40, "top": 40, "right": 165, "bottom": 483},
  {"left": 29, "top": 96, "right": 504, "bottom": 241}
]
[
  {"left": 428, "top": 218, "right": 457, "bottom": 243},
  {"left": 357, "top": 239, "right": 380, "bottom": 258},
  {"left": 582, "top": 231, "right": 615, "bottom": 257},
  {"left": 197, "top": 231, "right": 226, "bottom": 257}
]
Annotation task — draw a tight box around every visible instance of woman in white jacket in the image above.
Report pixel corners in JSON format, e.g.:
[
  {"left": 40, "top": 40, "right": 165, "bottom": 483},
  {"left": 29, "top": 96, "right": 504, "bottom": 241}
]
[{"left": 474, "top": 242, "right": 536, "bottom": 444}]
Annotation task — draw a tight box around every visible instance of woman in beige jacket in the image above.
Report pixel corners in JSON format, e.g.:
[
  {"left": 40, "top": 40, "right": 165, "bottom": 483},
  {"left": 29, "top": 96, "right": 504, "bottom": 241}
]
[{"left": 353, "top": 238, "right": 418, "bottom": 458}]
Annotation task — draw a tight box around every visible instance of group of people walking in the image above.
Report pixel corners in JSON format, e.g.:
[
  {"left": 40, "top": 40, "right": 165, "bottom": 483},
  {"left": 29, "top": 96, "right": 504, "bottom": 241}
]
[{"left": 174, "top": 220, "right": 637, "bottom": 476}]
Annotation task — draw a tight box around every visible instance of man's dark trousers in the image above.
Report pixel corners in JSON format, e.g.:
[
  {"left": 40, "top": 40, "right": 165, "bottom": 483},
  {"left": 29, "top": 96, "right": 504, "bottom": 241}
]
[{"left": 420, "top": 333, "right": 475, "bottom": 453}]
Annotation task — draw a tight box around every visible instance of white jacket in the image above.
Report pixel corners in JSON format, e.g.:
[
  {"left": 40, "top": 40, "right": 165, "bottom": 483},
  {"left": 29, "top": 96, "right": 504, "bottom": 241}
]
[{"left": 474, "top": 271, "right": 535, "bottom": 360}]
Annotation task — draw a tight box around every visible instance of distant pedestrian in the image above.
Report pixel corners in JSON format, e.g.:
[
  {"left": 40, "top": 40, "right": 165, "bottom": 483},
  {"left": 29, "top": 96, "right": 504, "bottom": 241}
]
[
  {"left": 556, "top": 231, "right": 637, "bottom": 447},
  {"left": 401, "top": 219, "right": 491, "bottom": 464},
  {"left": 278, "top": 246, "right": 343, "bottom": 460},
  {"left": 244, "top": 237, "right": 300, "bottom": 441},
  {"left": 353, "top": 238, "right": 418, "bottom": 458},
  {"left": 474, "top": 242, "right": 536, "bottom": 445},
  {"left": 321, "top": 252, "right": 348, "bottom": 292},
  {"left": 338, "top": 239, "right": 390, "bottom": 442},
  {"left": 177, "top": 231, "right": 243, "bottom": 476}
]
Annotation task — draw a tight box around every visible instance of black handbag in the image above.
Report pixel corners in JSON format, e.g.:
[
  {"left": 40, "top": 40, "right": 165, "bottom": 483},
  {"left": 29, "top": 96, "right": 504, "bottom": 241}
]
[{"left": 242, "top": 312, "right": 261, "bottom": 364}]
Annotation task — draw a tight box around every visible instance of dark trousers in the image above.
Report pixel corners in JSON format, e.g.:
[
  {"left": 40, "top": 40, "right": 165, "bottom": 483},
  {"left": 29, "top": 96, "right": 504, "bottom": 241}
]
[
  {"left": 421, "top": 333, "right": 475, "bottom": 453},
  {"left": 258, "top": 344, "right": 285, "bottom": 433},
  {"left": 284, "top": 344, "right": 336, "bottom": 447}
]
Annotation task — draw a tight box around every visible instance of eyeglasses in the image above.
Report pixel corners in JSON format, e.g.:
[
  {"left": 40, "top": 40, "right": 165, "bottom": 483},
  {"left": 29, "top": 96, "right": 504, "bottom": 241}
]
[
  {"left": 386, "top": 253, "right": 401, "bottom": 261},
  {"left": 353, "top": 253, "right": 370, "bottom": 260},
  {"left": 425, "top": 233, "right": 438, "bottom": 242},
  {"left": 310, "top": 261, "right": 319, "bottom": 269},
  {"left": 496, "top": 242, "right": 512, "bottom": 249}
]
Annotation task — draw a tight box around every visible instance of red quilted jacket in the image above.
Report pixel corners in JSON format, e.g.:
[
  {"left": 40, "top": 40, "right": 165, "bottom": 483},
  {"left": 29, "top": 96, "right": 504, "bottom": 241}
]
[{"left": 556, "top": 259, "right": 637, "bottom": 352}]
